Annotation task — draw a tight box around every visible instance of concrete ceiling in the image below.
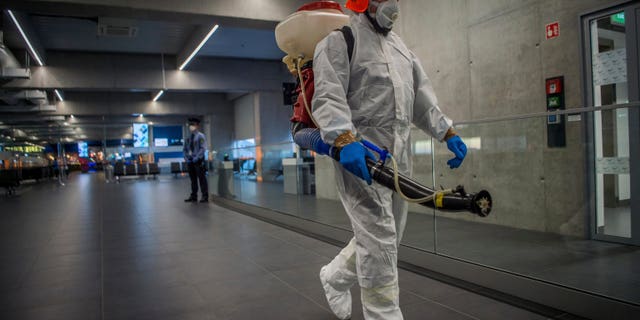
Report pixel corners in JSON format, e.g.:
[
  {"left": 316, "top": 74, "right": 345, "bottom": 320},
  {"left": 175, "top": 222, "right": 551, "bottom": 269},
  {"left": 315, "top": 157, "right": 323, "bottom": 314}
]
[
  {"left": 0, "top": 0, "right": 305, "bottom": 144},
  {"left": 3, "top": 12, "right": 285, "bottom": 60}
]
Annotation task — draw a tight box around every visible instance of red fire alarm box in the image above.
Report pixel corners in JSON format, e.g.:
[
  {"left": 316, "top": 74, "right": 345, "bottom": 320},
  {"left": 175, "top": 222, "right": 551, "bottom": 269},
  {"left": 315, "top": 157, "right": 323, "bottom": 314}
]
[{"left": 546, "top": 78, "right": 563, "bottom": 95}]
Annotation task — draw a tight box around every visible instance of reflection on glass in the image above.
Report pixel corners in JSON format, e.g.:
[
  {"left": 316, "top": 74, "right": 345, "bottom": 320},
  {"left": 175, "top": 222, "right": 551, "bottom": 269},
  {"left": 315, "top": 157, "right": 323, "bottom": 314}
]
[
  {"left": 591, "top": 12, "right": 631, "bottom": 238},
  {"left": 431, "top": 109, "right": 638, "bottom": 304},
  {"left": 209, "top": 112, "right": 638, "bottom": 303},
  {"left": 401, "top": 129, "right": 435, "bottom": 252}
]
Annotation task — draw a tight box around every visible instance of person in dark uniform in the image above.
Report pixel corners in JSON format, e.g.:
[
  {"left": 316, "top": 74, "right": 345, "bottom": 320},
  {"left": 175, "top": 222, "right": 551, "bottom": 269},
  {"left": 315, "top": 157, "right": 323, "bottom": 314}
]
[{"left": 183, "top": 118, "right": 209, "bottom": 203}]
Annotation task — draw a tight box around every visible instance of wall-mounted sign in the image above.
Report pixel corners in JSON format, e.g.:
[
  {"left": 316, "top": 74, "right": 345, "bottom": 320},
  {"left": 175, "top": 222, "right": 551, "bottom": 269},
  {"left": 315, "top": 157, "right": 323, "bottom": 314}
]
[
  {"left": 546, "top": 77, "right": 563, "bottom": 94},
  {"left": 154, "top": 138, "right": 168, "bottom": 147},
  {"left": 546, "top": 22, "right": 560, "bottom": 40},
  {"left": 133, "top": 123, "right": 149, "bottom": 148},
  {"left": 611, "top": 12, "right": 625, "bottom": 26},
  {"left": 78, "top": 142, "right": 89, "bottom": 158},
  {"left": 548, "top": 114, "right": 561, "bottom": 125},
  {"left": 592, "top": 48, "right": 627, "bottom": 86},
  {"left": 4, "top": 145, "right": 45, "bottom": 153},
  {"left": 546, "top": 76, "right": 565, "bottom": 148},
  {"left": 547, "top": 96, "right": 561, "bottom": 108}
]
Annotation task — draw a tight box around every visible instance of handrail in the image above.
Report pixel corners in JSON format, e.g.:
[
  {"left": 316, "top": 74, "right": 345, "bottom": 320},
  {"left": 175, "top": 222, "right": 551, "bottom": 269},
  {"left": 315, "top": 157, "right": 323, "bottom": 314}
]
[
  {"left": 215, "top": 101, "right": 639, "bottom": 151},
  {"left": 454, "top": 101, "right": 639, "bottom": 126}
]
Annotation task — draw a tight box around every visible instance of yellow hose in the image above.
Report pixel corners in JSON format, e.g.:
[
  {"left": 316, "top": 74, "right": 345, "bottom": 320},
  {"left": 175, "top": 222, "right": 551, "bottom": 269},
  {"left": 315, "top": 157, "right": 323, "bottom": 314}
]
[{"left": 388, "top": 154, "right": 454, "bottom": 205}]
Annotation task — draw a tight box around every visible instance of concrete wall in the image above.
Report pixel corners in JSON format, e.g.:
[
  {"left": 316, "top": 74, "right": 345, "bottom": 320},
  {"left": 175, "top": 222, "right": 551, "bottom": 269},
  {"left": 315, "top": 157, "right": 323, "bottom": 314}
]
[
  {"left": 257, "top": 91, "right": 292, "bottom": 146},
  {"left": 256, "top": 91, "right": 295, "bottom": 181},
  {"left": 56, "top": 91, "right": 232, "bottom": 116},
  {"left": 233, "top": 94, "right": 256, "bottom": 141},
  {"left": 204, "top": 104, "right": 235, "bottom": 155},
  {"left": 4, "top": 52, "right": 291, "bottom": 93},
  {"left": 392, "top": 0, "right": 615, "bottom": 237},
  {"left": 232, "top": 91, "right": 293, "bottom": 181}
]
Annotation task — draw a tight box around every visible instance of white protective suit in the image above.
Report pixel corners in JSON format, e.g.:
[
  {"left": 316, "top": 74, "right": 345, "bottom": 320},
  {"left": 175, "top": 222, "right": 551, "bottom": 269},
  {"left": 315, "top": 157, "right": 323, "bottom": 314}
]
[{"left": 312, "top": 13, "right": 453, "bottom": 320}]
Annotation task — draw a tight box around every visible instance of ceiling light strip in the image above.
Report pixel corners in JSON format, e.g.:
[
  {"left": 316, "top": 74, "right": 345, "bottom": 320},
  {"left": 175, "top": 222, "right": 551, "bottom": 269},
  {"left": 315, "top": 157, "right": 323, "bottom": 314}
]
[
  {"left": 152, "top": 90, "right": 165, "bottom": 102},
  {"left": 54, "top": 89, "right": 64, "bottom": 102},
  {"left": 7, "top": 10, "right": 44, "bottom": 66},
  {"left": 178, "top": 24, "right": 219, "bottom": 71}
]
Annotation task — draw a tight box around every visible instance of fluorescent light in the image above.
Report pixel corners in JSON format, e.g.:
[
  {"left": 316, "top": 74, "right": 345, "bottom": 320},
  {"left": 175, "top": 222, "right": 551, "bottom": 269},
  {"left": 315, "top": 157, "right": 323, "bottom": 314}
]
[
  {"left": 54, "top": 89, "right": 64, "bottom": 102},
  {"left": 7, "top": 10, "right": 44, "bottom": 66},
  {"left": 179, "top": 24, "right": 219, "bottom": 70},
  {"left": 152, "top": 90, "right": 165, "bottom": 101}
]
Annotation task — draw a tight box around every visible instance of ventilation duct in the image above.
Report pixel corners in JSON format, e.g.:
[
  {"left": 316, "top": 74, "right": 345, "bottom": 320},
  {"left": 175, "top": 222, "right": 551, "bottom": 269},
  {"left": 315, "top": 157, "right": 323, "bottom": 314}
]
[
  {"left": 0, "top": 31, "right": 49, "bottom": 107},
  {"left": 97, "top": 18, "right": 139, "bottom": 38},
  {"left": 0, "top": 90, "right": 49, "bottom": 105},
  {"left": 0, "top": 31, "right": 30, "bottom": 79},
  {"left": 0, "top": 31, "right": 20, "bottom": 68}
]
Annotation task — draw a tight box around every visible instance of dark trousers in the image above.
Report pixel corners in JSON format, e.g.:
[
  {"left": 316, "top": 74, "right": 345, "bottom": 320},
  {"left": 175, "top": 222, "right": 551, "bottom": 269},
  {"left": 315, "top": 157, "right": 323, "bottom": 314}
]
[{"left": 188, "top": 161, "right": 208, "bottom": 199}]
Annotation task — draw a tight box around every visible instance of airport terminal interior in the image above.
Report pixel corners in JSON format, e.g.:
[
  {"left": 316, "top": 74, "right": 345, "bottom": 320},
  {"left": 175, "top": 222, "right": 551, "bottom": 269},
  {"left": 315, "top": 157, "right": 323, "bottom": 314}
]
[{"left": 0, "top": 0, "right": 639, "bottom": 319}]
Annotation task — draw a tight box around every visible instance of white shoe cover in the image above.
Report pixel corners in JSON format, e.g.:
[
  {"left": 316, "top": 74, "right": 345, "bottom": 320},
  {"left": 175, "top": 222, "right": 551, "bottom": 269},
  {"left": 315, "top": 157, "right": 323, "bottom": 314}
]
[{"left": 320, "top": 266, "right": 352, "bottom": 320}]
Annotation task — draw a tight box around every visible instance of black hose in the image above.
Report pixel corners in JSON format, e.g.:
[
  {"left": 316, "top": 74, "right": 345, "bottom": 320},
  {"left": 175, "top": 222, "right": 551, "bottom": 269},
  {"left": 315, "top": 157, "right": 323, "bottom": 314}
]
[{"left": 293, "top": 128, "right": 492, "bottom": 217}]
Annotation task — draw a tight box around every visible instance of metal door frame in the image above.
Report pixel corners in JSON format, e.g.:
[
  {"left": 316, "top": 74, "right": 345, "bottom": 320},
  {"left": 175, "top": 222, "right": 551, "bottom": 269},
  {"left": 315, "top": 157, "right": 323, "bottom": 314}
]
[{"left": 581, "top": 0, "right": 640, "bottom": 245}]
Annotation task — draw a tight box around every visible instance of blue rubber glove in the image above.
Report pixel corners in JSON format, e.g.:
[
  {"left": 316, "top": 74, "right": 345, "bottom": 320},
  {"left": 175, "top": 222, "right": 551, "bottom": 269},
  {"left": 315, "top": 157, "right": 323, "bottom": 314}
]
[
  {"left": 446, "top": 135, "right": 467, "bottom": 169},
  {"left": 340, "top": 142, "right": 375, "bottom": 185}
]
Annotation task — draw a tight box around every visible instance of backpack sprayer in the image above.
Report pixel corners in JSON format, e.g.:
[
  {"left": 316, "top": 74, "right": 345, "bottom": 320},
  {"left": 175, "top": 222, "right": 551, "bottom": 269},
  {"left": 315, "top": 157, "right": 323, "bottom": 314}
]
[{"left": 276, "top": 1, "right": 492, "bottom": 217}]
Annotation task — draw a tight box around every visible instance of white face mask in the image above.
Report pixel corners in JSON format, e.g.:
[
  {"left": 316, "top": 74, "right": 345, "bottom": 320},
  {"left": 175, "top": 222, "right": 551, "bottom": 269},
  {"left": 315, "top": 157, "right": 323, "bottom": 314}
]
[
  {"left": 371, "top": 0, "right": 399, "bottom": 30},
  {"left": 189, "top": 125, "right": 197, "bottom": 132}
]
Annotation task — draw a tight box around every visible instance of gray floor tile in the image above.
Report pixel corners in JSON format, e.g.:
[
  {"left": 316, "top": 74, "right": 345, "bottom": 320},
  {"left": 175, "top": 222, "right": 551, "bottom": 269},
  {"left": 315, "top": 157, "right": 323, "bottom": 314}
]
[
  {"left": 2, "top": 279, "right": 101, "bottom": 310},
  {"left": 398, "top": 270, "right": 469, "bottom": 302},
  {"left": 218, "top": 291, "right": 333, "bottom": 320},
  {"left": 401, "top": 300, "right": 476, "bottom": 320},
  {"left": 0, "top": 173, "right": 552, "bottom": 320},
  {"left": 0, "top": 300, "right": 101, "bottom": 320},
  {"left": 103, "top": 284, "right": 207, "bottom": 320}
]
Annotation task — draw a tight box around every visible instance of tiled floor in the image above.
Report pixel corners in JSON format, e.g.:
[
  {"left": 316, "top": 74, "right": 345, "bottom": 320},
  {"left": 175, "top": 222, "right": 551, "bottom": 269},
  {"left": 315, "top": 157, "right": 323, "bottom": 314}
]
[
  {"left": 0, "top": 173, "right": 551, "bottom": 319},
  {"left": 224, "top": 177, "right": 640, "bottom": 305}
]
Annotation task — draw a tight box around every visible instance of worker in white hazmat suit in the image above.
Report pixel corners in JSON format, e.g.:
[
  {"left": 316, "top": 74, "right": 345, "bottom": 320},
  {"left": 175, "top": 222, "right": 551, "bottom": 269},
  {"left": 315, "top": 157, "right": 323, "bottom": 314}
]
[{"left": 313, "top": 0, "right": 468, "bottom": 319}]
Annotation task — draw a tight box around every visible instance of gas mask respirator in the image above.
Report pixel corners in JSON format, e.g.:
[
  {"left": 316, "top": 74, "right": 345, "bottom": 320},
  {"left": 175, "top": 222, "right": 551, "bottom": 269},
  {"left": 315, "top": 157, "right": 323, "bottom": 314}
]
[{"left": 369, "top": 0, "right": 399, "bottom": 32}]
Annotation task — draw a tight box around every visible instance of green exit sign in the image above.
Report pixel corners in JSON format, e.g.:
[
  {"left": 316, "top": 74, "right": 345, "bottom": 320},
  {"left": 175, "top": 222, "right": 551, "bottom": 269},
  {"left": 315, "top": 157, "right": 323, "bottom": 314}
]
[{"left": 611, "top": 12, "right": 625, "bottom": 26}]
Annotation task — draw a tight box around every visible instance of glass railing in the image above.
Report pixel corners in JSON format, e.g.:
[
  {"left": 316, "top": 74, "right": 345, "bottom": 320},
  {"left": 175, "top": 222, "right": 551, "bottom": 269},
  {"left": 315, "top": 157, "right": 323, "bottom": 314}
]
[{"left": 211, "top": 104, "right": 639, "bottom": 305}]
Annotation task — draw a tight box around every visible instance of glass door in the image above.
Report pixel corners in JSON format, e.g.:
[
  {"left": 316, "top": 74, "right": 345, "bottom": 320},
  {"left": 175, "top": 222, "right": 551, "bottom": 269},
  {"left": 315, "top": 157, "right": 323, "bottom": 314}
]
[{"left": 585, "top": 3, "right": 639, "bottom": 245}]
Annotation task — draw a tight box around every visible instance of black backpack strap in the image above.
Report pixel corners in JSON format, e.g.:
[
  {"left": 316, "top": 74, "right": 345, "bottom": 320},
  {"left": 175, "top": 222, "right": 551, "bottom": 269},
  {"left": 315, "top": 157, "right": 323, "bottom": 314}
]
[{"left": 337, "top": 26, "right": 354, "bottom": 63}]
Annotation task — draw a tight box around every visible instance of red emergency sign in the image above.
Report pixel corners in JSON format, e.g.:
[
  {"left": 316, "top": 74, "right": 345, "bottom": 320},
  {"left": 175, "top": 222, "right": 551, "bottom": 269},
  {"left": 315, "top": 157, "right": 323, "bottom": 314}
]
[{"left": 546, "top": 22, "right": 560, "bottom": 40}]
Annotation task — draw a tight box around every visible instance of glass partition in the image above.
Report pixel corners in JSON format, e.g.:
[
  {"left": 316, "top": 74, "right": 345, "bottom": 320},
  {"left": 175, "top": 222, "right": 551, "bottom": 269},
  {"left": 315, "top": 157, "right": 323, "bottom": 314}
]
[
  {"left": 210, "top": 106, "right": 639, "bottom": 304},
  {"left": 431, "top": 108, "right": 638, "bottom": 304},
  {"left": 590, "top": 12, "right": 632, "bottom": 239}
]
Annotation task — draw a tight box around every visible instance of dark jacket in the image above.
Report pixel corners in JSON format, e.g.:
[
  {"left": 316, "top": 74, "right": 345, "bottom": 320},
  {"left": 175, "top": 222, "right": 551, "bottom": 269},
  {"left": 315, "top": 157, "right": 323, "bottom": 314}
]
[{"left": 183, "top": 131, "right": 206, "bottom": 162}]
